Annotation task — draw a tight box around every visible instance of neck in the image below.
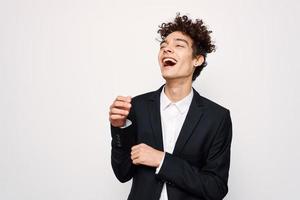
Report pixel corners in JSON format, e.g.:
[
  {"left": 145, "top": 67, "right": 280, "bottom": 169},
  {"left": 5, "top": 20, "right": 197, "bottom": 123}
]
[{"left": 164, "top": 79, "right": 192, "bottom": 102}]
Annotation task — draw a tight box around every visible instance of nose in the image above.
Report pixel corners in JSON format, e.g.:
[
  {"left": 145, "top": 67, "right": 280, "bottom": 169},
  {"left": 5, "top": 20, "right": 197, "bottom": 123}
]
[{"left": 163, "top": 45, "right": 173, "bottom": 53}]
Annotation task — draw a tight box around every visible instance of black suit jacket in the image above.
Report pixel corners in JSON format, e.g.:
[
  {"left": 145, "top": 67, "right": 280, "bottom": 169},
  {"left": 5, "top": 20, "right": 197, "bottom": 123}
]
[{"left": 110, "top": 85, "right": 232, "bottom": 200}]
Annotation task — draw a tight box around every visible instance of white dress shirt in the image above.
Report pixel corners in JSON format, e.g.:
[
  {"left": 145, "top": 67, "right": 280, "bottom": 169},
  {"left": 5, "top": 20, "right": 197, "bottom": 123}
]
[
  {"left": 157, "top": 87, "right": 194, "bottom": 200},
  {"left": 120, "top": 87, "right": 193, "bottom": 199}
]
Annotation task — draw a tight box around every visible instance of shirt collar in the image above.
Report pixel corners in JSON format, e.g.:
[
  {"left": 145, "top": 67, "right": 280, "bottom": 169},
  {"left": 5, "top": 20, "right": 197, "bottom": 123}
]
[{"left": 160, "top": 86, "right": 194, "bottom": 114}]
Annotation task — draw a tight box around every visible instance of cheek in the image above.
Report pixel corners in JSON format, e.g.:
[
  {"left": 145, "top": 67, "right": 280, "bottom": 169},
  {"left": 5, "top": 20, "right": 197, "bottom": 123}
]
[
  {"left": 180, "top": 55, "right": 195, "bottom": 72},
  {"left": 158, "top": 52, "right": 163, "bottom": 63},
  {"left": 180, "top": 53, "right": 194, "bottom": 65}
]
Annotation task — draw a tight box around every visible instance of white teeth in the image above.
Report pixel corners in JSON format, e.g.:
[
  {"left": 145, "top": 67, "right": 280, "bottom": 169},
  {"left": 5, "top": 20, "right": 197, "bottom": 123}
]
[{"left": 162, "top": 58, "right": 177, "bottom": 63}]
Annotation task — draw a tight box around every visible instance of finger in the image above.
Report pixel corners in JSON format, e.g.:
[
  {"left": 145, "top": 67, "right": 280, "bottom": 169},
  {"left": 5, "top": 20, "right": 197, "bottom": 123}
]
[
  {"left": 109, "top": 114, "right": 126, "bottom": 120},
  {"left": 125, "top": 96, "right": 132, "bottom": 103},
  {"left": 131, "top": 143, "right": 148, "bottom": 151},
  {"left": 110, "top": 108, "right": 129, "bottom": 116},
  {"left": 131, "top": 144, "right": 140, "bottom": 151},
  {"left": 116, "top": 96, "right": 132, "bottom": 103},
  {"left": 131, "top": 148, "right": 140, "bottom": 156},
  {"left": 139, "top": 143, "right": 146, "bottom": 147},
  {"left": 131, "top": 152, "right": 139, "bottom": 160},
  {"left": 132, "top": 159, "right": 140, "bottom": 165},
  {"left": 131, "top": 149, "right": 139, "bottom": 156},
  {"left": 115, "top": 96, "right": 127, "bottom": 101},
  {"left": 113, "top": 101, "right": 132, "bottom": 110}
]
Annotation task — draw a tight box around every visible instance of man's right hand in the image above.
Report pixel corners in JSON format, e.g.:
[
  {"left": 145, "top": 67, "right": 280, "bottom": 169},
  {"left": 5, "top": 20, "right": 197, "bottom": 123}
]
[{"left": 109, "top": 96, "right": 132, "bottom": 127}]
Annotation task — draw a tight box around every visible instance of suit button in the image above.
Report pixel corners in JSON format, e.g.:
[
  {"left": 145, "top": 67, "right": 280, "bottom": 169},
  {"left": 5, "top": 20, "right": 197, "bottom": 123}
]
[
  {"left": 116, "top": 135, "right": 121, "bottom": 142},
  {"left": 167, "top": 181, "right": 174, "bottom": 185},
  {"left": 116, "top": 141, "right": 121, "bottom": 147}
]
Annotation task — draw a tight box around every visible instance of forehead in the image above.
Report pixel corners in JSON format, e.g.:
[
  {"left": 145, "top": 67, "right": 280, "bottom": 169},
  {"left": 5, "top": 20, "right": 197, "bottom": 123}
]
[{"left": 163, "top": 31, "right": 193, "bottom": 45}]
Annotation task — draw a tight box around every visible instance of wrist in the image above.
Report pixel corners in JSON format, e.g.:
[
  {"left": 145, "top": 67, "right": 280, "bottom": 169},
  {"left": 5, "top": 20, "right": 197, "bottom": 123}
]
[{"left": 156, "top": 151, "right": 164, "bottom": 167}]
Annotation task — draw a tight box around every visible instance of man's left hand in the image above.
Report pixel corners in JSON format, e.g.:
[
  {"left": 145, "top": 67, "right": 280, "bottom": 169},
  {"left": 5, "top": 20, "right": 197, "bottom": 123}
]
[{"left": 131, "top": 143, "right": 164, "bottom": 167}]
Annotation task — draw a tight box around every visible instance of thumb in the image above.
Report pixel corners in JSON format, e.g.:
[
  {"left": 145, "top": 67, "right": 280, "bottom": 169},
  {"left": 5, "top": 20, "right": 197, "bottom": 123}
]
[{"left": 126, "top": 96, "right": 132, "bottom": 103}]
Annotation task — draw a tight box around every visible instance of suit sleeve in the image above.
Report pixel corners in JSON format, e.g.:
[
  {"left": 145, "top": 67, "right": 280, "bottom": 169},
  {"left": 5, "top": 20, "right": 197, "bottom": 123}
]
[
  {"left": 110, "top": 99, "right": 137, "bottom": 183},
  {"left": 156, "top": 110, "right": 232, "bottom": 200}
]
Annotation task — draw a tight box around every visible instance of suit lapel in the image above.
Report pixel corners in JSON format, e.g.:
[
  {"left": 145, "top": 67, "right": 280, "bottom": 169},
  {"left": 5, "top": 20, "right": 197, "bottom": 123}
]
[
  {"left": 148, "top": 85, "right": 164, "bottom": 151},
  {"left": 173, "top": 88, "right": 205, "bottom": 155},
  {"left": 147, "top": 86, "right": 205, "bottom": 154}
]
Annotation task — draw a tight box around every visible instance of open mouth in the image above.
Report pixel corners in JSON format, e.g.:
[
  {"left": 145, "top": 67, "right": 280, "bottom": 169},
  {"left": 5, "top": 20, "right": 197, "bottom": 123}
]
[{"left": 162, "top": 57, "right": 177, "bottom": 67}]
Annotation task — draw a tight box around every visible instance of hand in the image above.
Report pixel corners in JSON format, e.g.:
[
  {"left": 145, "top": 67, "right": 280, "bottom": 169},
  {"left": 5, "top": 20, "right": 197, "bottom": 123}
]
[
  {"left": 131, "top": 143, "right": 164, "bottom": 167},
  {"left": 109, "top": 96, "right": 132, "bottom": 127}
]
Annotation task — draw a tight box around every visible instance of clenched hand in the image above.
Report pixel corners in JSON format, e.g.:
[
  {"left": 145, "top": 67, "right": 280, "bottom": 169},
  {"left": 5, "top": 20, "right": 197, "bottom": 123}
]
[
  {"left": 131, "top": 143, "right": 164, "bottom": 167},
  {"left": 109, "top": 96, "right": 132, "bottom": 127}
]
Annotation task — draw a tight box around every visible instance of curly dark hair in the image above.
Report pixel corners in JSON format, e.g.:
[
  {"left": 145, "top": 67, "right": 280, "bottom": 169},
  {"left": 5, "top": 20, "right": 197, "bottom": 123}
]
[{"left": 158, "top": 13, "right": 216, "bottom": 81}]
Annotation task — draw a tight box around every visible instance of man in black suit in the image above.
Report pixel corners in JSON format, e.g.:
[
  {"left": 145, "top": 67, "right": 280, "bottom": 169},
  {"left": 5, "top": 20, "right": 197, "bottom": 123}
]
[{"left": 109, "top": 14, "right": 232, "bottom": 200}]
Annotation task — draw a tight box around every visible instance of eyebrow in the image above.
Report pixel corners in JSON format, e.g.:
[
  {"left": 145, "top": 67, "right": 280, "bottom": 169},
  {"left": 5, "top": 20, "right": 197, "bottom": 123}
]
[
  {"left": 160, "top": 40, "right": 166, "bottom": 45},
  {"left": 160, "top": 38, "right": 189, "bottom": 46},
  {"left": 175, "top": 38, "right": 189, "bottom": 45}
]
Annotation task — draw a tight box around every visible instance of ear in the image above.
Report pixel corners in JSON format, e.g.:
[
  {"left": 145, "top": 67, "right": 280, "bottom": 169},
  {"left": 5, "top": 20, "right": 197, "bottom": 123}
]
[{"left": 193, "top": 55, "right": 204, "bottom": 67}]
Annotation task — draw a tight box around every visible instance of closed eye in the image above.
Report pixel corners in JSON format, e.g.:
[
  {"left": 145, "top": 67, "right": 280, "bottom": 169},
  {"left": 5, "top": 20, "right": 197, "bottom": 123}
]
[{"left": 176, "top": 45, "right": 184, "bottom": 47}]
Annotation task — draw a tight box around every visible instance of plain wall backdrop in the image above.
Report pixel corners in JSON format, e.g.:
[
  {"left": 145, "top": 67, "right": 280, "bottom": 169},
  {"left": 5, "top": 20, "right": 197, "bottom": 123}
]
[{"left": 1, "top": 0, "right": 300, "bottom": 199}]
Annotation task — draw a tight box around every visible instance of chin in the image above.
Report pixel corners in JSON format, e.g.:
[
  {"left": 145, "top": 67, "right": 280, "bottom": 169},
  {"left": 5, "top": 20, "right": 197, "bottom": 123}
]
[
  {"left": 161, "top": 74, "right": 177, "bottom": 81},
  {"left": 162, "top": 73, "right": 193, "bottom": 82}
]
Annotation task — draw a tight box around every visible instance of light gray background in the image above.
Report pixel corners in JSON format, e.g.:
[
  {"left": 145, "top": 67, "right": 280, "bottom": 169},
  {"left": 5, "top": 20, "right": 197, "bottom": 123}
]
[{"left": 1, "top": 0, "right": 299, "bottom": 199}]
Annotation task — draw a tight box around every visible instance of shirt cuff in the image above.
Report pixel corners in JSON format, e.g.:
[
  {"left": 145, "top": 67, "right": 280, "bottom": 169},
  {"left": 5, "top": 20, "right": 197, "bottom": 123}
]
[
  {"left": 120, "top": 119, "right": 132, "bottom": 129},
  {"left": 155, "top": 152, "right": 166, "bottom": 174}
]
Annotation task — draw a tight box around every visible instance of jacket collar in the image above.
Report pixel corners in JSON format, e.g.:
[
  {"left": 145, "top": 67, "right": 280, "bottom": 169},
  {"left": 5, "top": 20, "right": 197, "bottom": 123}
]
[
  {"left": 147, "top": 84, "right": 205, "bottom": 154},
  {"left": 160, "top": 85, "right": 194, "bottom": 114}
]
